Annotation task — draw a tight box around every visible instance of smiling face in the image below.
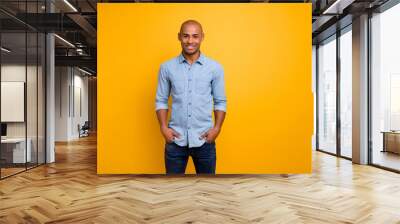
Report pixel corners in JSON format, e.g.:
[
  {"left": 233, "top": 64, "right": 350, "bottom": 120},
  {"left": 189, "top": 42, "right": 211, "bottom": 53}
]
[{"left": 178, "top": 20, "right": 204, "bottom": 55}]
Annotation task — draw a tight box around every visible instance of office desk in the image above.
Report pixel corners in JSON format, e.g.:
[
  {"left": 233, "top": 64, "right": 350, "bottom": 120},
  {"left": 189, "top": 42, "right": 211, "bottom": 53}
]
[
  {"left": 1, "top": 138, "right": 32, "bottom": 164},
  {"left": 381, "top": 131, "right": 400, "bottom": 154}
]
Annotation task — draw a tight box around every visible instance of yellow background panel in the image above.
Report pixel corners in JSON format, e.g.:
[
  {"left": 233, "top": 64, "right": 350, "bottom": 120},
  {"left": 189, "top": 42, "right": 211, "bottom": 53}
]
[{"left": 97, "top": 3, "right": 312, "bottom": 174}]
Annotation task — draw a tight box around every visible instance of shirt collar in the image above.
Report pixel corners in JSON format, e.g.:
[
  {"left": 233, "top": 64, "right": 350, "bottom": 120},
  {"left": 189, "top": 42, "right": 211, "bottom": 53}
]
[{"left": 178, "top": 52, "right": 205, "bottom": 65}]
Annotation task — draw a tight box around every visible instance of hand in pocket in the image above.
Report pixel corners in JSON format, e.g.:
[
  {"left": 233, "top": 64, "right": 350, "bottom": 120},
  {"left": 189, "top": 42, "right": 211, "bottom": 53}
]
[
  {"left": 161, "top": 127, "right": 180, "bottom": 143},
  {"left": 199, "top": 127, "right": 220, "bottom": 143}
]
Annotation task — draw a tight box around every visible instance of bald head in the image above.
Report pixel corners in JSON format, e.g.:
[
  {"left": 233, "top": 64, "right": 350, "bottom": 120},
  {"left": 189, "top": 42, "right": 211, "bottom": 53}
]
[{"left": 179, "top": 20, "right": 203, "bottom": 34}]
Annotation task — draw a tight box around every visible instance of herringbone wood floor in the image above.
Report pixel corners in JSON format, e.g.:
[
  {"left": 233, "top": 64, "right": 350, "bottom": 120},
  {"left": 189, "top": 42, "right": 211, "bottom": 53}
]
[{"left": 1, "top": 134, "right": 400, "bottom": 224}]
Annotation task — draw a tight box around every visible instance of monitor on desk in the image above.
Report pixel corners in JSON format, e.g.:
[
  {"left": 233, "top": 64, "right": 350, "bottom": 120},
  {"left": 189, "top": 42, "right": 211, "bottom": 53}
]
[{"left": 1, "top": 123, "right": 7, "bottom": 138}]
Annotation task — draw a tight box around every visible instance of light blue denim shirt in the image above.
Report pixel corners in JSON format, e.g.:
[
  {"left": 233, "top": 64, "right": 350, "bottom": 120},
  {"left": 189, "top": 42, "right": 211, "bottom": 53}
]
[{"left": 155, "top": 53, "right": 227, "bottom": 148}]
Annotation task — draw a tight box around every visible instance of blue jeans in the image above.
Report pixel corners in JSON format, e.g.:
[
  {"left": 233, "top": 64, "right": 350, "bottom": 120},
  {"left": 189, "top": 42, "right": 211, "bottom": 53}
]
[{"left": 164, "top": 141, "right": 216, "bottom": 174}]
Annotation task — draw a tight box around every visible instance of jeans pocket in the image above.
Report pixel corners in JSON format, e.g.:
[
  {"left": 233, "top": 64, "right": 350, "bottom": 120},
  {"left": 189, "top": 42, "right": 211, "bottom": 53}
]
[{"left": 165, "top": 141, "right": 177, "bottom": 152}]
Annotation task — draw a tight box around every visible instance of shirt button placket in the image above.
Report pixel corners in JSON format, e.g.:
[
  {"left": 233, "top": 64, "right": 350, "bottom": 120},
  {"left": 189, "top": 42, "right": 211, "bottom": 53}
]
[{"left": 187, "top": 65, "right": 193, "bottom": 146}]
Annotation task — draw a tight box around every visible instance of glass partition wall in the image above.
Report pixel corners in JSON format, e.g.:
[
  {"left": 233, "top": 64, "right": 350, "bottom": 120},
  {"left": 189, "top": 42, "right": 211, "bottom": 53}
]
[
  {"left": 370, "top": 3, "right": 400, "bottom": 171},
  {"left": 315, "top": 1, "right": 400, "bottom": 172},
  {"left": 0, "top": 31, "right": 27, "bottom": 177},
  {"left": 317, "top": 35, "right": 337, "bottom": 155},
  {"left": 0, "top": 1, "right": 46, "bottom": 179},
  {"left": 339, "top": 27, "right": 352, "bottom": 159},
  {"left": 316, "top": 26, "right": 352, "bottom": 159}
]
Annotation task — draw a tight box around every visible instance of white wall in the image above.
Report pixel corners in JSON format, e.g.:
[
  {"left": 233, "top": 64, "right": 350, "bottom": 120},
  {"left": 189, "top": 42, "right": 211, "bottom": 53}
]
[
  {"left": 55, "top": 67, "right": 89, "bottom": 141},
  {"left": 1, "top": 65, "right": 26, "bottom": 136},
  {"left": 72, "top": 72, "right": 89, "bottom": 138},
  {"left": 55, "top": 66, "right": 70, "bottom": 141}
]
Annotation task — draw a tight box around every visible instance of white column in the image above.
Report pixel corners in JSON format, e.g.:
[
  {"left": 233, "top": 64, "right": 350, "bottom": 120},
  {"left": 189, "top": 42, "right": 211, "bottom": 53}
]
[
  {"left": 46, "top": 32, "right": 55, "bottom": 163},
  {"left": 352, "top": 14, "right": 369, "bottom": 164},
  {"left": 45, "top": 0, "right": 56, "bottom": 163}
]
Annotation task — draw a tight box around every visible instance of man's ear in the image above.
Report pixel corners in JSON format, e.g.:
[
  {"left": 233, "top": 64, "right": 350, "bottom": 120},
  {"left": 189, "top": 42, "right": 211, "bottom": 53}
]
[{"left": 177, "top": 33, "right": 181, "bottom": 41}]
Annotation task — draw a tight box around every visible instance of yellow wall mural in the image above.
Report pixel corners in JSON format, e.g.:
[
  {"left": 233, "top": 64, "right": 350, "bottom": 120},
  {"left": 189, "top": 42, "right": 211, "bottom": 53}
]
[{"left": 97, "top": 3, "right": 313, "bottom": 174}]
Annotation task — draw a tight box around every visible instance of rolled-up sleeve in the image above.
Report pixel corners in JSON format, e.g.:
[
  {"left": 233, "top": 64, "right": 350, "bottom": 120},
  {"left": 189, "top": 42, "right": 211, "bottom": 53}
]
[
  {"left": 155, "top": 64, "right": 170, "bottom": 111},
  {"left": 211, "top": 64, "right": 227, "bottom": 112}
]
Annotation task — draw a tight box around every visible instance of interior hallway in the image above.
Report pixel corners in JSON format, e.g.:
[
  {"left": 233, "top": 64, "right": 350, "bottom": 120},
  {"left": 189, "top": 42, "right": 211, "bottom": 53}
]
[{"left": 0, "top": 135, "right": 400, "bottom": 223}]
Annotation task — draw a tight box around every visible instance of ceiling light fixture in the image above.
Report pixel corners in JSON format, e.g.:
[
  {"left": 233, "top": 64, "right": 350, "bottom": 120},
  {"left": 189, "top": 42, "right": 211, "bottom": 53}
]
[
  {"left": 322, "top": 0, "right": 354, "bottom": 15},
  {"left": 54, "top": 34, "right": 75, "bottom": 48},
  {"left": 63, "top": 0, "right": 78, "bottom": 12},
  {"left": 78, "top": 67, "right": 93, "bottom": 76},
  {"left": 1, "top": 47, "right": 11, "bottom": 53}
]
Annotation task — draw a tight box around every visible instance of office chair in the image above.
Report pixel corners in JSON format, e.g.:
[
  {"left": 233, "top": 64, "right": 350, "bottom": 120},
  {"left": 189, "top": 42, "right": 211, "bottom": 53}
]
[{"left": 79, "top": 121, "right": 90, "bottom": 138}]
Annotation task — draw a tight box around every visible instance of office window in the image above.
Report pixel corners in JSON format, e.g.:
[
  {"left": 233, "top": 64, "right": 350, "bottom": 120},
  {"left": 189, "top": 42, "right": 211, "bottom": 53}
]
[
  {"left": 371, "top": 3, "right": 400, "bottom": 171},
  {"left": 317, "top": 36, "right": 337, "bottom": 154},
  {"left": 340, "top": 28, "right": 352, "bottom": 158}
]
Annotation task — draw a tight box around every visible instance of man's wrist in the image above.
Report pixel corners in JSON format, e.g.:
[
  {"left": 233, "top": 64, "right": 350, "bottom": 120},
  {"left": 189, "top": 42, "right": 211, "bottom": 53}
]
[{"left": 213, "top": 126, "right": 221, "bottom": 132}]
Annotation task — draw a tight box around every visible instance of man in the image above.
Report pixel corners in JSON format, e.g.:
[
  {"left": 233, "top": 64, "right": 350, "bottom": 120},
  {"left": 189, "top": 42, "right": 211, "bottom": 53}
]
[{"left": 155, "top": 20, "right": 227, "bottom": 174}]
